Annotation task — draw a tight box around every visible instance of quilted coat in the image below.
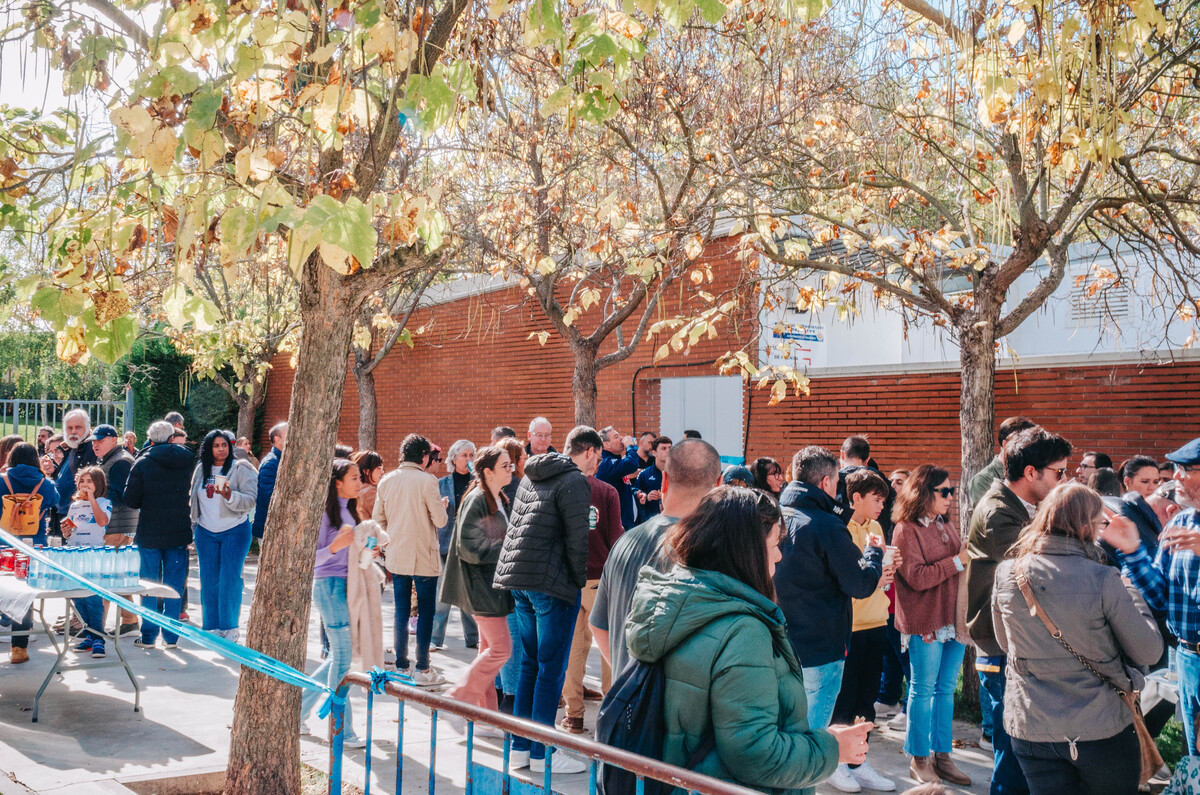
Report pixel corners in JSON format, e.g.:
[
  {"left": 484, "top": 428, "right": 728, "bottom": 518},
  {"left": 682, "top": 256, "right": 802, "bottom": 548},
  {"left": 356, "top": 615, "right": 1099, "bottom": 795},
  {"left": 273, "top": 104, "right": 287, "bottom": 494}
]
[{"left": 493, "top": 453, "right": 590, "bottom": 604}]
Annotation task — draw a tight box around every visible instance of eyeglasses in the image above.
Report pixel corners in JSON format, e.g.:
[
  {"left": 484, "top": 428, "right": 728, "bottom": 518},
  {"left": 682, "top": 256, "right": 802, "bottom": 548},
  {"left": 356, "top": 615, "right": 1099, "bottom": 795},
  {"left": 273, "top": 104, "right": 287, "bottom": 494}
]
[
  {"left": 932, "top": 486, "right": 956, "bottom": 498},
  {"left": 1044, "top": 467, "right": 1068, "bottom": 480},
  {"left": 1078, "top": 463, "right": 1096, "bottom": 470},
  {"left": 1176, "top": 464, "right": 1195, "bottom": 474}
]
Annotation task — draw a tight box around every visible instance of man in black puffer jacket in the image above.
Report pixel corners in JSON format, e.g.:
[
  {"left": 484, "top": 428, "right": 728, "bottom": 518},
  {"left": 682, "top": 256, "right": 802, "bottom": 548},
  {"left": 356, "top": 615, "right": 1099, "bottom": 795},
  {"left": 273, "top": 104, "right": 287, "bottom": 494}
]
[
  {"left": 124, "top": 420, "right": 196, "bottom": 650},
  {"left": 494, "top": 425, "right": 602, "bottom": 774}
]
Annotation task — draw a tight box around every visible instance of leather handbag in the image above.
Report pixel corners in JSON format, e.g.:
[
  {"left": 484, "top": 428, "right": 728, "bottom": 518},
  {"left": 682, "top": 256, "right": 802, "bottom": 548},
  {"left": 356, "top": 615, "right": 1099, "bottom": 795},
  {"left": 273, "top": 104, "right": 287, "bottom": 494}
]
[{"left": 1014, "top": 564, "right": 1163, "bottom": 786}]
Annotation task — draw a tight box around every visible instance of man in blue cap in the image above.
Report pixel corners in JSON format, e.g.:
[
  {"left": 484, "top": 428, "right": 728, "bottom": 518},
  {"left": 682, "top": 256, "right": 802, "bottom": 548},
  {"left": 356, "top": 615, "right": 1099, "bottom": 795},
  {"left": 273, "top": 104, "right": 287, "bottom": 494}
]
[{"left": 1104, "top": 436, "right": 1200, "bottom": 757}]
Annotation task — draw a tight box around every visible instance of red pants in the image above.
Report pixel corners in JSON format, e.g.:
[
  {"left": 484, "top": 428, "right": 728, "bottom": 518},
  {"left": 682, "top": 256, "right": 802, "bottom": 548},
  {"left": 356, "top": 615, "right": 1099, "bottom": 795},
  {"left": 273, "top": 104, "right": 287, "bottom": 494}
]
[{"left": 446, "top": 615, "right": 511, "bottom": 709}]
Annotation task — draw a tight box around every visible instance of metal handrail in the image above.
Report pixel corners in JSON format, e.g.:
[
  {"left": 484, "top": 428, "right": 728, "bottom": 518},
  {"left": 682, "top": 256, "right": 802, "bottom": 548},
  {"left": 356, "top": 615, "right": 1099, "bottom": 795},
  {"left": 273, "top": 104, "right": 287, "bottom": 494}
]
[{"left": 330, "top": 671, "right": 765, "bottom": 795}]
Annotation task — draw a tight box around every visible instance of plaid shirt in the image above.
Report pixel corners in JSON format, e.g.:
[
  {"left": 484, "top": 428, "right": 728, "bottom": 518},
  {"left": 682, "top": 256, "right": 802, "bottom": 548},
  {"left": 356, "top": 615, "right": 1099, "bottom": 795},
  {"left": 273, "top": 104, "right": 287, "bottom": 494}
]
[{"left": 1121, "top": 507, "right": 1200, "bottom": 645}]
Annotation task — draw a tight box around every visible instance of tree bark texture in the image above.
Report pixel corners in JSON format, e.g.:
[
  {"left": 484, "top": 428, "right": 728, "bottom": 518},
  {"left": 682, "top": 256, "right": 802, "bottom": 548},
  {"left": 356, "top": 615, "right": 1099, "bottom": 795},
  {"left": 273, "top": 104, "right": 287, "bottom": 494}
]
[
  {"left": 571, "top": 340, "right": 599, "bottom": 428},
  {"left": 353, "top": 354, "right": 378, "bottom": 451},
  {"left": 234, "top": 380, "right": 264, "bottom": 443},
  {"left": 225, "top": 259, "right": 360, "bottom": 795},
  {"left": 956, "top": 316, "right": 998, "bottom": 532}
]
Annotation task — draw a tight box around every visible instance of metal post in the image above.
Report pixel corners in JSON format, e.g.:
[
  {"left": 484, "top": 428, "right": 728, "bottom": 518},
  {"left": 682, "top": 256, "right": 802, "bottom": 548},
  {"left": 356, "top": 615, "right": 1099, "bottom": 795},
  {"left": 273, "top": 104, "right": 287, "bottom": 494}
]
[{"left": 329, "top": 686, "right": 348, "bottom": 795}]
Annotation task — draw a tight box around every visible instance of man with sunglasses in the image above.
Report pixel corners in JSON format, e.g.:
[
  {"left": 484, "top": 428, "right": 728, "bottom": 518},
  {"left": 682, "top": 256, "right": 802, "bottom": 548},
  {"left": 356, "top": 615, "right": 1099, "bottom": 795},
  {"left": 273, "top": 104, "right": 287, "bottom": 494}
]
[
  {"left": 1103, "top": 437, "right": 1200, "bottom": 758},
  {"left": 966, "top": 426, "right": 1072, "bottom": 795}
]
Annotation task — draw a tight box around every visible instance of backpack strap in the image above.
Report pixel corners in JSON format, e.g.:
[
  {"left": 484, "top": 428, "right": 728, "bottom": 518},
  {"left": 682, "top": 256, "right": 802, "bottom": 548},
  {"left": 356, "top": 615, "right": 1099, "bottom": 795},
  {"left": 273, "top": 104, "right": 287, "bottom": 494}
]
[
  {"left": 1, "top": 472, "right": 12, "bottom": 494},
  {"left": 685, "top": 733, "right": 717, "bottom": 768}
]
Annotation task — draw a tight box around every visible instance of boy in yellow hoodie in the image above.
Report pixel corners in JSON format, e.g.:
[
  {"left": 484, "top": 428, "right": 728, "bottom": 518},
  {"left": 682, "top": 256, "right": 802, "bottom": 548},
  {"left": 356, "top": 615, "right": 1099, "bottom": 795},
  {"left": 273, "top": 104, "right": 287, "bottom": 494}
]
[{"left": 828, "top": 469, "right": 901, "bottom": 793}]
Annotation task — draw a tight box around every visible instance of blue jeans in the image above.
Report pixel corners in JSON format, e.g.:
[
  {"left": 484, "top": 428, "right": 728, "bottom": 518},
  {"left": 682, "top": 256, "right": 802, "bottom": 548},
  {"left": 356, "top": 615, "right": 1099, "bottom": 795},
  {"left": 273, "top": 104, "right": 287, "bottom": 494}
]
[
  {"left": 194, "top": 521, "right": 252, "bottom": 632},
  {"left": 139, "top": 546, "right": 189, "bottom": 645},
  {"left": 979, "top": 669, "right": 996, "bottom": 737},
  {"left": 512, "top": 589, "right": 580, "bottom": 759},
  {"left": 498, "top": 611, "right": 523, "bottom": 695},
  {"left": 905, "top": 636, "right": 965, "bottom": 756},
  {"left": 979, "top": 656, "right": 1030, "bottom": 795},
  {"left": 802, "top": 660, "right": 845, "bottom": 730},
  {"left": 433, "top": 555, "right": 478, "bottom": 647},
  {"left": 392, "top": 574, "right": 438, "bottom": 671},
  {"left": 878, "top": 614, "right": 908, "bottom": 707},
  {"left": 1178, "top": 648, "right": 1200, "bottom": 757},
  {"left": 73, "top": 595, "right": 105, "bottom": 641},
  {"left": 301, "top": 578, "right": 357, "bottom": 738}
]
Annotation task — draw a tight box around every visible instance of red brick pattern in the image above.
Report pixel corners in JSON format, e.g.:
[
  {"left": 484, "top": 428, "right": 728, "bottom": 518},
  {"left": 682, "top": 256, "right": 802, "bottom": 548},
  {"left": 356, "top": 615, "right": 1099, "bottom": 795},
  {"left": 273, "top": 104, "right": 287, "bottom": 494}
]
[{"left": 262, "top": 239, "right": 1200, "bottom": 478}]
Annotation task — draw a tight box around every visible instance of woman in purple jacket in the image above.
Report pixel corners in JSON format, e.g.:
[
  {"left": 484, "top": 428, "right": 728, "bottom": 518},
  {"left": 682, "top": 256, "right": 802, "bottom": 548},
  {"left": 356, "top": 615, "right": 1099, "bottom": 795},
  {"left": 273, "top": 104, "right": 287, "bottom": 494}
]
[{"left": 299, "top": 458, "right": 366, "bottom": 747}]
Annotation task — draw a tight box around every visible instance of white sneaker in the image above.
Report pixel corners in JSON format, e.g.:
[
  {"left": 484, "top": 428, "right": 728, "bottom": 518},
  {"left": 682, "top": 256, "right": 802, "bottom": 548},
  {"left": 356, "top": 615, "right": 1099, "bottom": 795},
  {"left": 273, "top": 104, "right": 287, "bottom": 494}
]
[
  {"left": 342, "top": 735, "right": 367, "bottom": 749},
  {"left": 850, "top": 761, "right": 895, "bottom": 791},
  {"left": 873, "top": 701, "right": 899, "bottom": 719},
  {"left": 887, "top": 711, "right": 907, "bottom": 731},
  {"left": 529, "top": 752, "right": 587, "bottom": 775},
  {"left": 979, "top": 734, "right": 993, "bottom": 751},
  {"left": 509, "top": 750, "right": 530, "bottom": 769},
  {"left": 224, "top": 628, "right": 240, "bottom": 643},
  {"left": 411, "top": 668, "right": 445, "bottom": 687},
  {"left": 828, "top": 764, "right": 862, "bottom": 792}
]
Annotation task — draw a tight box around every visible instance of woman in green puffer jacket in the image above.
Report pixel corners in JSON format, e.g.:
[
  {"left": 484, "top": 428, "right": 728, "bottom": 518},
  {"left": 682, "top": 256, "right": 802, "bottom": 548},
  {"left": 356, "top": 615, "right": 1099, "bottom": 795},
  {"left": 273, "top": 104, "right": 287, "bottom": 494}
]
[{"left": 624, "top": 486, "right": 872, "bottom": 795}]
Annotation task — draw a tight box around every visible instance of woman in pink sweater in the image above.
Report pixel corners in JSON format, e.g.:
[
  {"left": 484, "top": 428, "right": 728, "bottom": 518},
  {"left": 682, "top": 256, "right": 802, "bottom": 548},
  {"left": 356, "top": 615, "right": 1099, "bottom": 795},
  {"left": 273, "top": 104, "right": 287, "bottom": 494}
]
[{"left": 892, "top": 465, "right": 972, "bottom": 787}]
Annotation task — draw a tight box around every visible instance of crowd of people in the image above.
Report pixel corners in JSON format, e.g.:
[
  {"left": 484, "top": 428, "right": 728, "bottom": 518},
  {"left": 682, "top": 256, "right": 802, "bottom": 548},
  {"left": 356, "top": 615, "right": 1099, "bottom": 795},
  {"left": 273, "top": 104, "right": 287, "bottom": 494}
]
[{"left": 3, "top": 408, "right": 1199, "bottom": 795}]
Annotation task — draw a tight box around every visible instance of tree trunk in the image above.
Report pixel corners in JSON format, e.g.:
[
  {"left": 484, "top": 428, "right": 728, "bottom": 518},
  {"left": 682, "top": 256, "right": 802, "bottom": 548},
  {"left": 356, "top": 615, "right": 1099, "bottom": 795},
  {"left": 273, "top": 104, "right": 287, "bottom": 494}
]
[
  {"left": 571, "top": 340, "right": 599, "bottom": 427},
  {"left": 234, "top": 383, "right": 262, "bottom": 442},
  {"left": 955, "top": 312, "right": 998, "bottom": 717},
  {"left": 957, "top": 316, "right": 998, "bottom": 532},
  {"left": 225, "top": 261, "right": 359, "bottom": 795},
  {"left": 353, "top": 354, "right": 378, "bottom": 451}
]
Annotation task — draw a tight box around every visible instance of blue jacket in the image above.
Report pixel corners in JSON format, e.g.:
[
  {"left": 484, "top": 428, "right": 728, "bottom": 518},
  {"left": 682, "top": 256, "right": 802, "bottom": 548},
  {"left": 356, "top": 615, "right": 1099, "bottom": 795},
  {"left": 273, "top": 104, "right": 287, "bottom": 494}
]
[
  {"left": 55, "top": 445, "right": 98, "bottom": 513},
  {"left": 774, "top": 480, "right": 883, "bottom": 667},
  {"left": 597, "top": 446, "right": 640, "bottom": 529},
  {"left": 252, "top": 446, "right": 281, "bottom": 538},
  {"left": 0, "top": 464, "right": 60, "bottom": 542},
  {"left": 437, "top": 474, "right": 460, "bottom": 557},
  {"left": 634, "top": 464, "right": 663, "bottom": 522}
]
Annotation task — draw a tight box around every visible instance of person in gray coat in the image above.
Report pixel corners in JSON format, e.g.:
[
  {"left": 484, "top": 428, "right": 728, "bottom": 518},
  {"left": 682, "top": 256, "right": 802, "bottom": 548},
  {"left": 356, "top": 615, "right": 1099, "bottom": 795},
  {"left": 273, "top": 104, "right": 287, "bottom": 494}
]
[
  {"left": 190, "top": 429, "right": 258, "bottom": 643},
  {"left": 992, "top": 482, "right": 1163, "bottom": 795}
]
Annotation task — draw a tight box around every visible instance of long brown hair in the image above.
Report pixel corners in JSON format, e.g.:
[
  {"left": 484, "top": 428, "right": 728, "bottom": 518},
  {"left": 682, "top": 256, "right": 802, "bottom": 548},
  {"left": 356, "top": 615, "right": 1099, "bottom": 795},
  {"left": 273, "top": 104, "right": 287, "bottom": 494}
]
[
  {"left": 666, "top": 486, "right": 781, "bottom": 600},
  {"left": 1009, "top": 482, "right": 1102, "bottom": 559},
  {"left": 73, "top": 466, "right": 107, "bottom": 502},
  {"left": 469, "top": 445, "right": 510, "bottom": 514},
  {"left": 892, "top": 464, "right": 950, "bottom": 525},
  {"left": 498, "top": 437, "right": 526, "bottom": 480}
]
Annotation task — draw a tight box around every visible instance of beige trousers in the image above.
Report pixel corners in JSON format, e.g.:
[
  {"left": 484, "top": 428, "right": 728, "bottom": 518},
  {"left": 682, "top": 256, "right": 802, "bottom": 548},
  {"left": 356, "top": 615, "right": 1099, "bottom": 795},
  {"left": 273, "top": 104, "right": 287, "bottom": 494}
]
[{"left": 562, "top": 579, "right": 611, "bottom": 720}]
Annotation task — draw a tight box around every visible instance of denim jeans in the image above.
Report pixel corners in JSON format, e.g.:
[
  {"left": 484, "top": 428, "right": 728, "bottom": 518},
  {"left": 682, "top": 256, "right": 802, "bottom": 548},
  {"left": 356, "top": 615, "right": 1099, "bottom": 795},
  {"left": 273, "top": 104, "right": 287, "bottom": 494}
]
[
  {"left": 878, "top": 613, "right": 908, "bottom": 708},
  {"left": 498, "top": 611, "right": 523, "bottom": 695},
  {"left": 301, "top": 577, "right": 357, "bottom": 739},
  {"left": 194, "top": 521, "right": 252, "bottom": 632},
  {"left": 1011, "top": 724, "right": 1139, "bottom": 795},
  {"left": 979, "top": 669, "right": 996, "bottom": 737},
  {"left": 74, "top": 595, "right": 105, "bottom": 641},
  {"left": 512, "top": 589, "right": 580, "bottom": 759},
  {"left": 139, "top": 546, "right": 189, "bottom": 645},
  {"left": 1179, "top": 648, "right": 1200, "bottom": 757},
  {"left": 905, "top": 636, "right": 965, "bottom": 757},
  {"left": 433, "top": 554, "right": 478, "bottom": 647},
  {"left": 802, "top": 660, "right": 845, "bottom": 730},
  {"left": 392, "top": 574, "right": 438, "bottom": 671},
  {"left": 979, "top": 656, "right": 1030, "bottom": 795}
]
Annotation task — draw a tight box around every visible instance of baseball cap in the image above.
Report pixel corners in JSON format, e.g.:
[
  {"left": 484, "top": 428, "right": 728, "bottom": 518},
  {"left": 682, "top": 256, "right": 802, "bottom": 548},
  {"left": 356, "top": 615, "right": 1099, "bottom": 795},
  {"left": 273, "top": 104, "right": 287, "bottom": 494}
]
[
  {"left": 1165, "top": 438, "right": 1200, "bottom": 468},
  {"left": 84, "top": 424, "right": 119, "bottom": 442},
  {"left": 721, "top": 464, "right": 755, "bottom": 486}
]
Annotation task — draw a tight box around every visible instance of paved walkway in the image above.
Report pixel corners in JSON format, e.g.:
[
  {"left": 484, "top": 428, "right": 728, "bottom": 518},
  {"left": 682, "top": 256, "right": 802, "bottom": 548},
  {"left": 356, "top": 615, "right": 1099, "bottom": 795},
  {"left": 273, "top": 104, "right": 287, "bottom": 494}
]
[{"left": 0, "top": 557, "right": 993, "bottom": 794}]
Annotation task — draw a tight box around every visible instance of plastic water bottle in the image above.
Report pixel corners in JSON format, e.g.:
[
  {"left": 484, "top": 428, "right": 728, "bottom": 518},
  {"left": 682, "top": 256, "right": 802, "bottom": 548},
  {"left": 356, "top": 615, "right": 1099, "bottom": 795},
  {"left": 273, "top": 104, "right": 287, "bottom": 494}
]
[{"left": 126, "top": 546, "right": 139, "bottom": 587}]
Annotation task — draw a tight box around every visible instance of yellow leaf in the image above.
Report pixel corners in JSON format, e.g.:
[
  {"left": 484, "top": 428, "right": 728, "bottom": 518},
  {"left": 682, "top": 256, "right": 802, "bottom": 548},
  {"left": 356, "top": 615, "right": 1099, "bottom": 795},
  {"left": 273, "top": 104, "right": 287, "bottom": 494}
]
[
  {"left": 235, "top": 147, "right": 275, "bottom": 183},
  {"left": 111, "top": 106, "right": 155, "bottom": 153},
  {"left": 319, "top": 241, "right": 355, "bottom": 274},
  {"left": 654, "top": 344, "right": 670, "bottom": 363},
  {"left": 56, "top": 321, "right": 91, "bottom": 365},
  {"left": 145, "top": 128, "right": 179, "bottom": 176},
  {"left": 768, "top": 379, "right": 788, "bottom": 406},
  {"left": 684, "top": 234, "right": 704, "bottom": 260}
]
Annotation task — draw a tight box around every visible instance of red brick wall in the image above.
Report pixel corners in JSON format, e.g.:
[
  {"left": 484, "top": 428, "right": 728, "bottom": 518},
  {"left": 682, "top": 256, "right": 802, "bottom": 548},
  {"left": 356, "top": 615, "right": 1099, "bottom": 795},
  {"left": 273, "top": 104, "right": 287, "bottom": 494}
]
[{"left": 262, "top": 238, "right": 1200, "bottom": 479}]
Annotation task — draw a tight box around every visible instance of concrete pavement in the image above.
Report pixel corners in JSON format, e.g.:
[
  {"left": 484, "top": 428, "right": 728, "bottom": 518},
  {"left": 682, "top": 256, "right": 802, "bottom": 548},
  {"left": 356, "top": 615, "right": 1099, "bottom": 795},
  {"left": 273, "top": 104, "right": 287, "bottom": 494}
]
[{"left": 0, "top": 557, "right": 993, "bottom": 794}]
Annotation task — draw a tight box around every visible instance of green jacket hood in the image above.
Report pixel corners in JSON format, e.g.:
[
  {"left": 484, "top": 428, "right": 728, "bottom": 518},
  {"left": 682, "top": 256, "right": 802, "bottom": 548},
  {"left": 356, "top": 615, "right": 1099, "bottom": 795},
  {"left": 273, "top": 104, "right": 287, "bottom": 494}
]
[{"left": 625, "top": 565, "right": 799, "bottom": 669}]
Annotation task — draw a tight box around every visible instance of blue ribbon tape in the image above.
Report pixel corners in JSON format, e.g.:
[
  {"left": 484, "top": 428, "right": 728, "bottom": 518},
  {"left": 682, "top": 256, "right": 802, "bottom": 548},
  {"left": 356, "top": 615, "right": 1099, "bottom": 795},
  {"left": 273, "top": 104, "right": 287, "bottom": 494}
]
[
  {"left": 0, "top": 527, "right": 335, "bottom": 701},
  {"left": 367, "top": 666, "right": 414, "bottom": 694}
]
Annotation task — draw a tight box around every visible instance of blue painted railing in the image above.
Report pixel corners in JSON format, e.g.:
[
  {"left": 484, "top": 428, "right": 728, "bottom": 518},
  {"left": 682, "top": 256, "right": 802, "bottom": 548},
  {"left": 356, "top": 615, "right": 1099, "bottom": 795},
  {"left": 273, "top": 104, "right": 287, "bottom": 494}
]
[{"left": 329, "top": 671, "right": 762, "bottom": 795}]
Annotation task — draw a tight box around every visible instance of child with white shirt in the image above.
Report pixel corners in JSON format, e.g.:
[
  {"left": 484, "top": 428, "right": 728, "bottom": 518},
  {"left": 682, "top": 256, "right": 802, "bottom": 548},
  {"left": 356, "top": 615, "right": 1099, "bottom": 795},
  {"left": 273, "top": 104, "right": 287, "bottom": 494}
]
[{"left": 62, "top": 466, "right": 111, "bottom": 658}]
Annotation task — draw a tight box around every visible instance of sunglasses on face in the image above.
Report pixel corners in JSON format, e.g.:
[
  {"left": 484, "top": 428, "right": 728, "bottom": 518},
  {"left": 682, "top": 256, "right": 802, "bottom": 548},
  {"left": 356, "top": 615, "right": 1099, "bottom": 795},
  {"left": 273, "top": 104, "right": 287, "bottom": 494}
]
[
  {"left": 932, "top": 486, "right": 956, "bottom": 498},
  {"left": 1044, "top": 466, "right": 1068, "bottom": 480}
]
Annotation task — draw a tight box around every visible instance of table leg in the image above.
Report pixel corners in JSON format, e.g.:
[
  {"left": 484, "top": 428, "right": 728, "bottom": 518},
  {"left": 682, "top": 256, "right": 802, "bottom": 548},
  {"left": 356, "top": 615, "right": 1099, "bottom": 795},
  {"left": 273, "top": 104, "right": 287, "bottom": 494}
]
[
  {"left": 106, "top": 617, "right": 141, "bottom": 714},
  {"left": 34, "top": 599, "right": 60, "bottom": 656},
  {"left": 33, "top": 598, "right": 73, "bottom": 723}
]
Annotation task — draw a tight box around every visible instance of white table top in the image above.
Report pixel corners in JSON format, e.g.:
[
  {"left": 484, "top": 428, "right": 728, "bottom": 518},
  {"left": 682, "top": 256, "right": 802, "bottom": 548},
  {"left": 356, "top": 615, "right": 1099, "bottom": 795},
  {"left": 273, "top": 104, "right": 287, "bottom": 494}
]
[{"left": 0, "top": 575, "right": 179, "bottom": 601}]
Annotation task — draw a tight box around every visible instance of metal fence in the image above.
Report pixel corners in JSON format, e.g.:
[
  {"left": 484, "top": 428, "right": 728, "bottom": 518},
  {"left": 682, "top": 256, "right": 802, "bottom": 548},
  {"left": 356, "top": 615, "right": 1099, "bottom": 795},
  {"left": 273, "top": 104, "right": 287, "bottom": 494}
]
[
  {"left": 0, "top": 394, "right": 134, "bottom": 437},
  {"left": 329, "top": 671, "right": 763, "bottom": 795}
]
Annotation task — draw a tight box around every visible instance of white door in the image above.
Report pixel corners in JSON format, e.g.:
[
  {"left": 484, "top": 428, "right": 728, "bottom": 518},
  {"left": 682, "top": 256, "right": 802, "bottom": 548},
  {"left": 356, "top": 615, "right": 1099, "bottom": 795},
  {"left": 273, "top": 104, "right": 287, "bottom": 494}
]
[{"left": 658, "top": 376, "right": 745, "bottom": 462}]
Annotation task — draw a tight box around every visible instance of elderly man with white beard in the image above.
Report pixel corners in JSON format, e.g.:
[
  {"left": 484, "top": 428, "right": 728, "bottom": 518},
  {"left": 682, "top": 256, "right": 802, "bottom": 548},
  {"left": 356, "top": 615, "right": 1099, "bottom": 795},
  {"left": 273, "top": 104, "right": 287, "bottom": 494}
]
[{"left": 54, "top": 409, "right": 100, "bottom": 525}]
